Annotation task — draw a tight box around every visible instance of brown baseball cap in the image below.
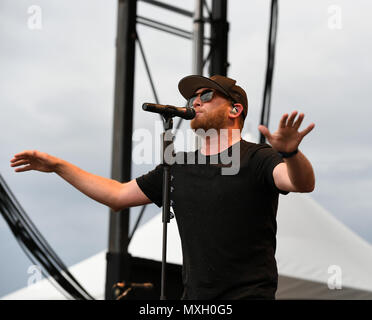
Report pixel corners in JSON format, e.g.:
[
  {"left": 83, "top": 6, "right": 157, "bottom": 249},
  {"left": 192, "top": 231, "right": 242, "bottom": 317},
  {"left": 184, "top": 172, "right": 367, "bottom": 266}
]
[{"left": 178, "top": 74, "right": 248, "bottom": 118}]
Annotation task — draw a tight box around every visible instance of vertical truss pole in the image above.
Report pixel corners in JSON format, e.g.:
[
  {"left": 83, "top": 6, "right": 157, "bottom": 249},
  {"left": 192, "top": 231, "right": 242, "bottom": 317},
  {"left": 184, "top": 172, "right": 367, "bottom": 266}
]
[
  {"left": 209, "top": 0, "right": 229, "bottom": 76},
  {"left": 193, "top": 0, "right": 204, "bottom": 150},
  {"left": 193, "top": 0, "right": 204, "bottom": 75},
  {"left": 105, "top": 0, "right": 137, "bottom": 300}
]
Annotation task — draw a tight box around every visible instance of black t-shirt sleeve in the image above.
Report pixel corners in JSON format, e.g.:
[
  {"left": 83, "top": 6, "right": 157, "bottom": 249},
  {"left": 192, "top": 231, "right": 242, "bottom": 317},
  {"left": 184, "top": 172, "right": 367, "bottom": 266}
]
[
  {"left": 252, "top": 144, "right": 289, "bottom": 195},
  {"left": 136, "top": 164, "right": 163, "bottom": 207}
]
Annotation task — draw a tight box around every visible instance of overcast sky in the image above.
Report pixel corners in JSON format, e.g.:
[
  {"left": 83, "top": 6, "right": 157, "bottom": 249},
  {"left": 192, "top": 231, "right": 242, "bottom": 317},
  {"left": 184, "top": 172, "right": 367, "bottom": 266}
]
[{"left": 1, "top": 0, "right": 371, "bottom": 297}]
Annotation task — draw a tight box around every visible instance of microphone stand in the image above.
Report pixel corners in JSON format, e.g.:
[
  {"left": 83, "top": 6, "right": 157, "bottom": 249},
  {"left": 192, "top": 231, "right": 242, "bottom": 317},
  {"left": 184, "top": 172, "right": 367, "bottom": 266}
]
[
  {"left": 142, "top": 103, "right": 194, "bottom": 300},
  {"left": 160, "top": 115, "right": 174, "bottom": 300}
]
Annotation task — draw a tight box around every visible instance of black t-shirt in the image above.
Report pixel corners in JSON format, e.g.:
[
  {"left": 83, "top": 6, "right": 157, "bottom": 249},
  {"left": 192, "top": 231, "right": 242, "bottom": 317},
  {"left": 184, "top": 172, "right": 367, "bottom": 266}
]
[{"left": 136, "top": 139, "right": 289, "bottom": 300}]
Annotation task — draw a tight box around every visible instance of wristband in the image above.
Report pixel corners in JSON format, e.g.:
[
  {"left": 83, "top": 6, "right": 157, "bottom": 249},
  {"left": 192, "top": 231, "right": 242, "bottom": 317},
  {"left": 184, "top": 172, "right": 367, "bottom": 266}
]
[{"left": 278, "top": 149, "right": 298, "bottom": 158}]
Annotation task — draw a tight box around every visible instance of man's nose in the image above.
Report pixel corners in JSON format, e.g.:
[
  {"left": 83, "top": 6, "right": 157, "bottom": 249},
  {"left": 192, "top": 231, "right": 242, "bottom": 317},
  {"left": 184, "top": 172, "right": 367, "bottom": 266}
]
[{"left": 192, "top": 94, "right": 202, "bottom": 108}]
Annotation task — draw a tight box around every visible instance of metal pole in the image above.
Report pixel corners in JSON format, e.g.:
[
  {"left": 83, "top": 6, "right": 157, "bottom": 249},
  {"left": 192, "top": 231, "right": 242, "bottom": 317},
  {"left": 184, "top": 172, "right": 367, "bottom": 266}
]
[
  {"left": 160, "top": 118, "right": 173, "bottom": 300},
  {"left": 105, "top": 0, "right": 137, "bottom": 300},
  {"left": 209, "top": 0, "right": 229, "bottom": 76},
  {"left": 192, "top": 0, "right": 204, "bottom": 75},
  {"left": 193, "top": 0, "right": 204, "bottom": 150},
  {"left": 260, "top": 0, "right": 278, "bottom": 144}
]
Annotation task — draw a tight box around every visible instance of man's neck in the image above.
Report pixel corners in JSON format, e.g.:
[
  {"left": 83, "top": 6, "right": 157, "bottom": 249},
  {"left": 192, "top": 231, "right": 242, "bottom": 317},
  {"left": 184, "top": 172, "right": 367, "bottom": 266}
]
[{"left": 200, "top": 128, "right": 242, "bottom": 156}]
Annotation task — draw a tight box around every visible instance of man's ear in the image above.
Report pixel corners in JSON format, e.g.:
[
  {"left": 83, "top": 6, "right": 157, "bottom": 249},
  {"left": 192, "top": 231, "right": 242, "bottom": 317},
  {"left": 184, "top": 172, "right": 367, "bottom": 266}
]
[{"left": 229, "top": 103, "right": 243, "bottom": 117}]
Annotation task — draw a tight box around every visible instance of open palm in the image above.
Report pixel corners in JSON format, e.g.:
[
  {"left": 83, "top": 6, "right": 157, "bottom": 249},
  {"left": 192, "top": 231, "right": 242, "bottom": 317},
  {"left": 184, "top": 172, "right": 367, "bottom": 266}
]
[{"left": 258, "top": 111, "right": 315, "bottom": 153}]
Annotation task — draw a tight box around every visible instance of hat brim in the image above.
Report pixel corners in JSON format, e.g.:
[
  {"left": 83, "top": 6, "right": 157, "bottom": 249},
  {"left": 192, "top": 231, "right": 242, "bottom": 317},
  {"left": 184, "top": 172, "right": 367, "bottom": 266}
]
[{"left": 178, "top": 75, "right": 232, "bottom": 100}]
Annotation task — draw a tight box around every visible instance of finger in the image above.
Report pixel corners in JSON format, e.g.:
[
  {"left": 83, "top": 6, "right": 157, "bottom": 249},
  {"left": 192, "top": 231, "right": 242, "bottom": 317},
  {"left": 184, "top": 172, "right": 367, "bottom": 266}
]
[
  {"left": 287, "top": 111, "right": 298, "bottom": 127},
  {"left": 14, "top": 151, "right": 29, "bottom": 158},
  {"left": 279, "top": 113, "right": 288, "bottom": 128},
  {"left": 11, "top": 155, "right": 26, "bottom": 162},
  {"left": 10, "top": 159, "right": 30, "bottom": 167},
  {"left": 10, "top": 155, "right": 29, "bottom": 163},
  {"left": 258, "top": 125, "right": 272, "bottom": 140},
  {"left": 14, "top": 165, "right": 33, "bottom": 173},
  {"left": 293, "top": 113, "right": 304, "bottom": 130},
  {"left": 299, "top": 123, "right": 315, "bottom": 137},
  {"left": 14, "top": 150, "right": 35, "bottom": 159}
]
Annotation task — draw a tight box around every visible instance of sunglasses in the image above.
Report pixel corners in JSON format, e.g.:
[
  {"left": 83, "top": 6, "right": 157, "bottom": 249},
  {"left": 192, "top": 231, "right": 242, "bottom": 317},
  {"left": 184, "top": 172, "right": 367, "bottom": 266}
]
[{"left": 187, "top": 89, "right": 216, "bottom": 108}]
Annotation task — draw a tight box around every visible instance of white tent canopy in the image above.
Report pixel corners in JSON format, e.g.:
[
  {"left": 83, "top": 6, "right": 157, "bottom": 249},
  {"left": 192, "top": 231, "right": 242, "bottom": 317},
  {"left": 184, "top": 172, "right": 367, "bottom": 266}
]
[
  {"left": 276, "top": 193, "right": 372, "bottom": 299},
  {"left": 3, "top": 192, "right": 372, "bottom": 300}
]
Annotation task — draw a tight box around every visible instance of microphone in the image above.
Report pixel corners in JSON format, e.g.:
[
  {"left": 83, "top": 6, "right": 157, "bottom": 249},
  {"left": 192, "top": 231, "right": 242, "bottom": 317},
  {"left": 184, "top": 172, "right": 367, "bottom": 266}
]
[{"left": 142, "top": 103, "right": 195, "bottom": 120}]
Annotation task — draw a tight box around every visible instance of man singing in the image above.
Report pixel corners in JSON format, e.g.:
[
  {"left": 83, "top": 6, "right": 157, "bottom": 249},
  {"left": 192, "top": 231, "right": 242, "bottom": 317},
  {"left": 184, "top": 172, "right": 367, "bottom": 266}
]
[{"left": 10, "top": 74, "right": 315, "bottom": 300}]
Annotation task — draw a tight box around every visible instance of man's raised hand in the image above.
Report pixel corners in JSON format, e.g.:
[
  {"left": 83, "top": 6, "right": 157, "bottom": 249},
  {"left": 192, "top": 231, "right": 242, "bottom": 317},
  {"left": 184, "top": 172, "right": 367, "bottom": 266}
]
[{"left": 258, "top": 111, "right": 315, "bottom": 153}]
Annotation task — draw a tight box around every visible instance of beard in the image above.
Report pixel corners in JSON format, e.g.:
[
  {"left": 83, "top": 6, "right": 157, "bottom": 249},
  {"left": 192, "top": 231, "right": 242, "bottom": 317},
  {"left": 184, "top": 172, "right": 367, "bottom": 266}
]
[{"left": 190, "top": 108, "right": 228, "bottom": 132}]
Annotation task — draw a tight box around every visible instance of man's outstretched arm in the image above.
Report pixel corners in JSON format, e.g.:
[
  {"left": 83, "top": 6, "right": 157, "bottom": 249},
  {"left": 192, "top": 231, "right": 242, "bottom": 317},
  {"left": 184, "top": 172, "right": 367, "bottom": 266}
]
[{"left": 10, "top": 150, "right": 151, "bottom": 211}]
